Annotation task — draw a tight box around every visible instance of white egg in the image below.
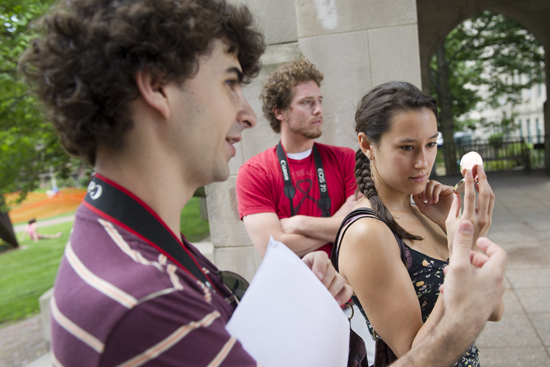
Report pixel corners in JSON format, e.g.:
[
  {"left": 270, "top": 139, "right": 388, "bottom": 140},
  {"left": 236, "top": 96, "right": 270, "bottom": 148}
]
[{"left": 460, "top": 151, "right": 483, "bottom": 176}]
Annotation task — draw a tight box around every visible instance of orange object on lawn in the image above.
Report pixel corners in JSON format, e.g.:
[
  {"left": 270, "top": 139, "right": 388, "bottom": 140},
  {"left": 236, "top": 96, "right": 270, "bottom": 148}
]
[{"left": 5, "top": 188, "right": 87, "bottom": 224}]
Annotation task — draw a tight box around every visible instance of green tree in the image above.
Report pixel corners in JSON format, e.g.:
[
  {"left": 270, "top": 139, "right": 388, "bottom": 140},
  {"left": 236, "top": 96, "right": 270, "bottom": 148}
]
[
  {"left": 431, "top": 11, "right": 545, "bottom": 174},
  {"left": 0, "top": 0, "right": 77, "bottom": 207},
  {"left": 0, "top": 0, "right": 90, "bottom": 247}
]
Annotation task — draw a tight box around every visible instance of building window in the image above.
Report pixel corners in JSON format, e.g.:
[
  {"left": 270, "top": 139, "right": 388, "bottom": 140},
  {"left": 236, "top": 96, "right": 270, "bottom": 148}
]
[
  {"left": 536, "top": 118, "right": 542, "bottom": 143},
  {"left": 527, "top": 119, "right": 531, "bottom": 143}
]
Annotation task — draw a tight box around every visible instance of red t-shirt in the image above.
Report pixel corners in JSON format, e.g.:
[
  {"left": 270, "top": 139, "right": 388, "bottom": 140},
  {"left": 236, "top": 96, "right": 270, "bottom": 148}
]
[{"left": 236, "top": 142, "right": 356, "bottom": 256}]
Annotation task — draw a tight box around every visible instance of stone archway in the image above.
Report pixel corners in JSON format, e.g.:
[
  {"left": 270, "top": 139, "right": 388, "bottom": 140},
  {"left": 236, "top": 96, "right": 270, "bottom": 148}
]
[{"left": 416, "top": 0, "right": 550, "bottom": 172}]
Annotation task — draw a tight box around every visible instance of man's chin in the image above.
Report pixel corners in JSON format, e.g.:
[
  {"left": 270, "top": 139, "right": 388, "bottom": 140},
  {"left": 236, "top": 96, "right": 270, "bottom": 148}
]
[
  {"left": 302, "top": 129, "right": 322, "bottom": 140},
  {"left": 213, "top": 166, "right": 231, "bottom": 184}
]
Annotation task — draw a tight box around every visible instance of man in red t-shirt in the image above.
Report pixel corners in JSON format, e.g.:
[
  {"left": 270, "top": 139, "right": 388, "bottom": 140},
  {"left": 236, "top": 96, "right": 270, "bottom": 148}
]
[{"left": 236, "top": 58, "right": 357, "bottom": 259}]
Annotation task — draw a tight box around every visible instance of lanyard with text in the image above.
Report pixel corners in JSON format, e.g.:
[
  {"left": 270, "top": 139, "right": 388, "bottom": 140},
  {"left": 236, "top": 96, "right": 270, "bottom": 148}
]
[
  {"left": 83, "top": 174, "right": 219, "bottom": 293},
  {"left": 276, "top": 141, "right": 331, "bottom": 217}
]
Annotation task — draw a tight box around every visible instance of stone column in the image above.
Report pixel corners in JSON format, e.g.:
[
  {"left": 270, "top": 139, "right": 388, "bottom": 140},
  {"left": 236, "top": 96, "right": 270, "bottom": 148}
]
[
  {"left": 207, "top": 0, "right": 422, "bottom": 280},
  {"left": 207, "top": 0, "right": 301, "bottom": 282}
]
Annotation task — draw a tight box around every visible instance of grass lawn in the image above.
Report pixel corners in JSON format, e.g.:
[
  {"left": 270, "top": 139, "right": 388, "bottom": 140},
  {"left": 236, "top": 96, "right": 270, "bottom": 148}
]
[
  {"left": 0, "top": 197, "right": 210, "bottom": 325},
  {"left": 0, "top": 222, "right": 72, "bottom": 326}
]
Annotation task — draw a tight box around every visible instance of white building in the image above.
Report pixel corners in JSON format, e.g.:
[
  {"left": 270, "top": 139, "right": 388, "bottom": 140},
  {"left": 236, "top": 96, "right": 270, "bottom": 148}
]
[{"left": 464, "top": 76, "right": 546, "bottom": 144}]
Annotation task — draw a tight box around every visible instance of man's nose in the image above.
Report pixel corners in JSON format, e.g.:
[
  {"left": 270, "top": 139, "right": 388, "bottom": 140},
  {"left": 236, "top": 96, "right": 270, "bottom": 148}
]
[
  {"left": 238, "top": 93, "right": 257, "bottom": 129},
  {"left": 313, "top": 101, "right": 322, "bottom": 116}
]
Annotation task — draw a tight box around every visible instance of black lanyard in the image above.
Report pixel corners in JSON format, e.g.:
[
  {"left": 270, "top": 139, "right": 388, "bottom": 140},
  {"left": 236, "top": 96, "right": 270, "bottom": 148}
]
[
  {"left": 276, "top": 141, "right": 331, "bottom": 217},
  {"left": 83, "top": 174, "right": 218, "bottom": 293}
]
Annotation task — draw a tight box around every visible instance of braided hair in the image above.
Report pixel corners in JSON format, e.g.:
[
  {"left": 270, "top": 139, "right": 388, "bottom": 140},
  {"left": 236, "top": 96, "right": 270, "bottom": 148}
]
[{"left": 354, "top": 81, "right": 438, "bottom": 241}]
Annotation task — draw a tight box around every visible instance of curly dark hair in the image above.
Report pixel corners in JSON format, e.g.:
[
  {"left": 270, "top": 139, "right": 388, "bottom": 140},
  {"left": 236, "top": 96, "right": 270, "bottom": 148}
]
[
  {"left": 19, "top": 0, "right": 265, "bottom": 166},
  {"left": 260, "top": 57, "right": 323, "bottom": 133},
  {"left": 355, "top": 81, "right": 438, "bottom": 241}
]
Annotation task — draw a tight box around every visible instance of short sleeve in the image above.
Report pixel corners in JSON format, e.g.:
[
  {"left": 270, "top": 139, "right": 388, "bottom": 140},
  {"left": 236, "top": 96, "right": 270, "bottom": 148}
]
[{"left": 236, "top": 162, "right": 278, "bottom": 220}]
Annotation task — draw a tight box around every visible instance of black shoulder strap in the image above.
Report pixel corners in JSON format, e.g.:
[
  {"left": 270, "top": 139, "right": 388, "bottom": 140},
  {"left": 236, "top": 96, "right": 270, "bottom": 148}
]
[
  {"left": 84, "top": 175, "right": 217, "bottom": 292},
  {"left": 276, "top": 142, "right": 296, "bottom": 216},
  {"left": 330, "top": 208, "right": 409, "bottom": 271},
  {"left": 312, "top": 144, "right": 331, "bottom": 217}
]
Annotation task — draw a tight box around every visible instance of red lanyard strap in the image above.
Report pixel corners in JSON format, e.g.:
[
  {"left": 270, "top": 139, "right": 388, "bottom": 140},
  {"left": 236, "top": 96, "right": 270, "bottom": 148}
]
[{"left": 84, "top": 174, "right": 217, "bottom": 293}]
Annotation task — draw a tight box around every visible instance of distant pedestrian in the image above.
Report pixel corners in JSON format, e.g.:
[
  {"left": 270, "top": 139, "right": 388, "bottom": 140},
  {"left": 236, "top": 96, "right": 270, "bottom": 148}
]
[{"left": 21, "top": 218, "right": 62, "bottom": 243}]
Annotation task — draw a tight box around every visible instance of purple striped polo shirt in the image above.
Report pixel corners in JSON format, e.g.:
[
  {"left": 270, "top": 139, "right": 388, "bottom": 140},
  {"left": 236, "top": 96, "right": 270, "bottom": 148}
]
[{"left": 50, "top": 204, "right": 258, "bottom": 366}]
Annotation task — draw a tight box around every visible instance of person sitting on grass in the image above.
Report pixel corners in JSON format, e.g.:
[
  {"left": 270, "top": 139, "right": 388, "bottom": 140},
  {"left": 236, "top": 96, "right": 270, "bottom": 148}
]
[{"left": 20, "top": 218, "right": 62, "bottom": 243}]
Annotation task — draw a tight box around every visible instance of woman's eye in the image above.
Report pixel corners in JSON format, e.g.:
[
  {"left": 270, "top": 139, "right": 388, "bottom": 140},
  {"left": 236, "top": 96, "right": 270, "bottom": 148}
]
[
  {"left": 427, "top": 142, "right": 437, "bottom": 148},
  {"left": 226, "top": 79, "right": 237, "bottom": 88},
  {"left": 401, "top": 146, "right": 413, "bottom": 151}
]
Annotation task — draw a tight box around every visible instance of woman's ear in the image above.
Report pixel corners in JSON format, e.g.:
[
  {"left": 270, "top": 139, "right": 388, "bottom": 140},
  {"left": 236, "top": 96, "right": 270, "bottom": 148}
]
[
  {"left": 358, "top": 133, "right": 374, "bottom": 160},
  {"left": 134, "top": 69, "right": 170, "bottom": 119}
]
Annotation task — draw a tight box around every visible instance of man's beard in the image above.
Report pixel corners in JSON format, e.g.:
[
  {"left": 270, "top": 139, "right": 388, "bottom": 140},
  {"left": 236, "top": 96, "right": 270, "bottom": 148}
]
[{"left": 287, "top": 117, "right": 323, "bottom": 140}]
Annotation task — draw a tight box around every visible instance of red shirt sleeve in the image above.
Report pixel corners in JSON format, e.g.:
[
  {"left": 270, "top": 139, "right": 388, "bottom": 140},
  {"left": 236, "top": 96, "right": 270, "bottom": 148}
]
[{"left": 236, "top": 159, "right": 278, "bottom": 220}]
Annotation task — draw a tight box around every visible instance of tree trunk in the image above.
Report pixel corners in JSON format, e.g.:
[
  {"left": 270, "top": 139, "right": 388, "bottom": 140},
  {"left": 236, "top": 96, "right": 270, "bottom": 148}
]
[
  {"left": 0, "top": 199, "right": 18, "bottom": 248},
  {"left": 436, "top": 42, "right": 459, "bottom": 175},
  {"left": 545, "top": 54, "right": 550, "bottom": 174}
]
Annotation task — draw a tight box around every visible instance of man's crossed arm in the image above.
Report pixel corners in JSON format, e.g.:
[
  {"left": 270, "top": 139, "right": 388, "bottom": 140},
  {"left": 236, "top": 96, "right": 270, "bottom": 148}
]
[{"left": 243, "top": 195, "right": 357, "bottom": 257}]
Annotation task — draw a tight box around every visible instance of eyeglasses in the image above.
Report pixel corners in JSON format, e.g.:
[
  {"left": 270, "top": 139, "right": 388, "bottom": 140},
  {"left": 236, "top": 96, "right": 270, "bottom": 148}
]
[{"left": 218, "top": 270, "right": 250, "bottom": 303}]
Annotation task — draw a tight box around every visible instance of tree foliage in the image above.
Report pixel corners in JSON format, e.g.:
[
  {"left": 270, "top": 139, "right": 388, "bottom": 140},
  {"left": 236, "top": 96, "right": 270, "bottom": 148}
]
[
  {"left": 430, "top": 11, "right": 545, "bottom": 174},
  {"left": 0, "top": 0, "right": 86, "bottom": 210}
]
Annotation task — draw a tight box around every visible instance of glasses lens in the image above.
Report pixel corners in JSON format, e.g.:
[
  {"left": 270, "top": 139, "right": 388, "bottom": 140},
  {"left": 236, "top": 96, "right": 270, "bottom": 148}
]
[{"left": 218, "top": 270, "right": 249, "bottom": 301}]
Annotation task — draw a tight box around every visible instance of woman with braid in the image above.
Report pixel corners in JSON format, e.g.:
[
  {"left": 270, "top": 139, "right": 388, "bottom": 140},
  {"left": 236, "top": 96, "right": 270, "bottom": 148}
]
[{"left": 332, "top": 81, "right": 504, "bottom": 367}]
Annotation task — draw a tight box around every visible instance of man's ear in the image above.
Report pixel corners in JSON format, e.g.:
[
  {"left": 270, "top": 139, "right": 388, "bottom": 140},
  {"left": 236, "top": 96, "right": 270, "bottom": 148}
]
[
  {"left": 135, "top": 69, "right": 170, "bottom": 119},
  {"left": 273, "top": 107, "right": 286, "bottom": 122},
  {"left": 358, "top": 132, "right": 374, "bottom": 160}
]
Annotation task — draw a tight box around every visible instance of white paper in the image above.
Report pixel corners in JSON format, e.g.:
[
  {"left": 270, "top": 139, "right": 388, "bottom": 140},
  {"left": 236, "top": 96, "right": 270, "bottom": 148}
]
[{"left": 226, "top": 236, "right": 349, "bottom": 367}]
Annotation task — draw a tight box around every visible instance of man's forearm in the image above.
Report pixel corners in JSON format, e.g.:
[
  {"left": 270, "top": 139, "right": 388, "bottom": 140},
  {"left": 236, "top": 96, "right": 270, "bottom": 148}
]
[
  {"left": 390, "top": 315, "right": 482, "bottom": 367},
  {"left": 268, "top": 232, "right": 326, "bottom": 257},
  {"left": 281, "top": 215, "right": 345, "bottom": 243}
]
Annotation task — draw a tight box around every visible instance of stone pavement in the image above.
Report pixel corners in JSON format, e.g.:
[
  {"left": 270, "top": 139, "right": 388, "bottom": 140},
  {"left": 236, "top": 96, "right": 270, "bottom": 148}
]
[
  {"left": 1, "top": 169, "right": 549, "bottom": 366},
  {"left": 0, "top": 316, "right": 47, "bottom": 367}
]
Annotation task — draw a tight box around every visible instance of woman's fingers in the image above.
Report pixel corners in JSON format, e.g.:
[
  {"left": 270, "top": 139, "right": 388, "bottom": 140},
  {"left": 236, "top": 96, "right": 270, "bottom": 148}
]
[
  {"left": 462, "top": 169, "right": 476, "bottom": 219},
  {"left": 472, "top": 165, "right": 494, "bottom": 236},
  {"left": 447, "top": 192, "right": 462, "bottom": 221},
  {"left": 475, "top": 165, "right": 491, "bottom": 213},
  {"left": 413, "top": 193, "right": 427, "bottom": 211},
  {"left": 431, "top": 183, "right": 442, "bottom": 204},
  {"left": 426, "top": 180, "right": 436, "bottom": 203}
]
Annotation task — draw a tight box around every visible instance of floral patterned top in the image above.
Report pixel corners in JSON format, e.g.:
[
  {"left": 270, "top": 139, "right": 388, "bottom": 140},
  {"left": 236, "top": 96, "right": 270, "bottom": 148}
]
[
  {"left": 333, "top": 208, "right": 479, "bottom": 367},
  {"left": 406, "top": 245, "right": 479, "bottom": 367}
]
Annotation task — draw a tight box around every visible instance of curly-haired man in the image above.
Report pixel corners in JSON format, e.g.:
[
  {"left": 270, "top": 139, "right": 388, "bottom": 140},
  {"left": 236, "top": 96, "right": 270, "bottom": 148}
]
[
  {"left": 237, "top": 58, "right": 358, "bottom": 258},
  {"left": 19, "top": 1, "right": 353, "bottom": 365},
  {"left": 235, "top": 56, "right": 376, "bottom": 360}
]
